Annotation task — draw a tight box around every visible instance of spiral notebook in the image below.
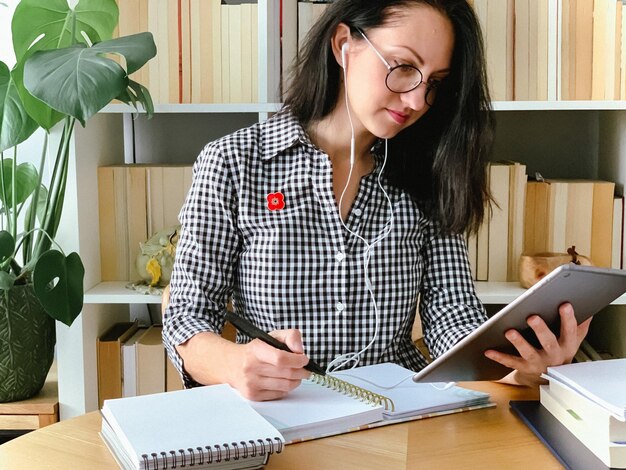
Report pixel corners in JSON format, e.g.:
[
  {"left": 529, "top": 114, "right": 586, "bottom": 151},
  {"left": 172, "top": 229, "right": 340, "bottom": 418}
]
[
  {"left": 248, "top": 362, "right": 493, "bottom": 443},
  {"left": 100, "top": 384, "right": 285, "bottom": 470}
]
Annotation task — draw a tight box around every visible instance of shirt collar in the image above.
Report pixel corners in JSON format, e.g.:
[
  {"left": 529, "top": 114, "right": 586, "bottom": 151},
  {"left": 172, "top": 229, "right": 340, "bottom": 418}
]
[
  {"left": 259, "top": 109, "right": 386, "bottom": 162},
  {"left": 259, "top": 110, "right": 309, "bottom": 161}
]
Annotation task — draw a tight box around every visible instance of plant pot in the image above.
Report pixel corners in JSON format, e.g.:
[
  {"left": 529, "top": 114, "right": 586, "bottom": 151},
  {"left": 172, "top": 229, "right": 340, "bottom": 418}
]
[{"left": 0, "top": 284, "right": 55, "bottom": 402}]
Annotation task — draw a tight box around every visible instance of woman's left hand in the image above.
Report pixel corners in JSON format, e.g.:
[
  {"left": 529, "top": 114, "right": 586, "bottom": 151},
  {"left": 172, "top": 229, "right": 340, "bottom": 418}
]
[{"left": 483, "top": 302, "right": 592, "bottom": 387}]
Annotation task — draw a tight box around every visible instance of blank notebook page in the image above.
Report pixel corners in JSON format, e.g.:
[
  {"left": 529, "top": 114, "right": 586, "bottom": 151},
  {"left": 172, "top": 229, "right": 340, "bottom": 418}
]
[
  {"left": 101, "top": 384, "right": 284, "bottom": 462},
  {"left": 247, "top": 379, "right": 384, "bottom": 442},
  {"left": 333, "top": 363, "right": 490, "bottom": 419}
]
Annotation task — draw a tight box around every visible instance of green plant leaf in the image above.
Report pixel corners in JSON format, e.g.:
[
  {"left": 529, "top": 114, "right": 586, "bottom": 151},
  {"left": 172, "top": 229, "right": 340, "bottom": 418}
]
[
  {"left": 92, "top": 32, "right": 157, "bottom": 75},
  {"left": 10, "top": 0, "right": 119, "bottom": 129},
  {"left": 11, "top": 59, "right": 63, "bottom": 131},
  {"left": 0, "top": 62, "right": 38, "bottom": 151},
  {"left": 0, "top": 271, "right": 15, "bottom": 290},
  {"left": 0, "top": 230, "right": 15, "bottom": 264},
  {"left": 24, "top": 33, "right": 156, "bottom": 126},
  {"left": 24, "top": 44, "right": 127, "bottom": 126},
  {"left": 0, "top": 159, "right": 38, "bottom": 207},
  {"left": 12, "top": 0, "right": 118, "bottom": 61},
  {"left": 33, "top": 250, "right": 84, "bottom": 326},
  {"left": 25, "top": 184, "right": 48, "bottom": 227}
]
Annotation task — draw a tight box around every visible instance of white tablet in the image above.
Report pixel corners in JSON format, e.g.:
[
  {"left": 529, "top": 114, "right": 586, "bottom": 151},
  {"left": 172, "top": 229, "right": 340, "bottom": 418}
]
[{"left": 412, "top": 264, "right": 626, "bottom": 383}]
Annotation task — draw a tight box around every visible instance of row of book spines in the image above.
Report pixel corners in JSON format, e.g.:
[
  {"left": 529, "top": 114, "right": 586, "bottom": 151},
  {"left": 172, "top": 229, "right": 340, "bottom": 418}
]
[
  {"left": 467, "top": 161, "right": 528, "bottom": 282},
  {"left": 468, "top": 0, "right": 626, "bottom": 101},
  {"left": 467, "top": 165, "right": 621, "bottom": 283},
  {"left": 97, "top": 323, "right": 183, "bottom": 409},
  {"left": 561, "top": 0, "right": 625, "bottom": 101},
  {"left": 116, "top": 0, "right": 259, "bottom": 105},
  {"left": 98, "top": 164, "right": 193, "bottom": 283},
  {"left": 523, "top": 180, "right": 620, "bottom": 267}
]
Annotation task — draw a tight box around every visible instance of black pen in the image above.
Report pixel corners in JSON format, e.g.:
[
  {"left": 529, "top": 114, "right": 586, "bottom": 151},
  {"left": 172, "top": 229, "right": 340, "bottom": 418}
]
[{"left": 225, "top": 311, "right": 326, "bottom": 376}]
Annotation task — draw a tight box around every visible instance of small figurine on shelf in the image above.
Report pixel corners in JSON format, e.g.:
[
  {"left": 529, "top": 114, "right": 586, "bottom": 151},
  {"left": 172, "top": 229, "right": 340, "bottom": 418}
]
[{"left": 127, "top": 226, "right": 180, "bottom": 295}]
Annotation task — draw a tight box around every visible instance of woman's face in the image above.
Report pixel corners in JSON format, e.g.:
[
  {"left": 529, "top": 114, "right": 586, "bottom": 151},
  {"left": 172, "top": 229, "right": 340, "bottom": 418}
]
[{"left": 342, "top": 4, "right": 455, "bottom": 139}]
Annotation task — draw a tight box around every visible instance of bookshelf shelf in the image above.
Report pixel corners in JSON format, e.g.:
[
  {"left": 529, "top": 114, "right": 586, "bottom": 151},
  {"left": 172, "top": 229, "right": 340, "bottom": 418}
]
[
  {"left": 102, "top": 103, "right": 283, "bottom": 114},
  {"left": 104, "top": 101, "right": 626, "bottom": 114},
  {"left": 493, "top": 101, "right": 626, "bottom": 111},
  {"left": 84, "top": 282, "right": 162, "bottom": 305}
]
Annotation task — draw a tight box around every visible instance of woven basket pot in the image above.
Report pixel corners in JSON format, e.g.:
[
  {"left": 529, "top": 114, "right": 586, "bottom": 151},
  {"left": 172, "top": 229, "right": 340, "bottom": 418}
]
[{"left": 0, "top": 284, "right": 55, "bottom": 402}]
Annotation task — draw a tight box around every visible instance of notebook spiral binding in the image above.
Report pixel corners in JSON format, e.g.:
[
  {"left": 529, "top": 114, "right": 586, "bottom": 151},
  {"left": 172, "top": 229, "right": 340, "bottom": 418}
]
[
  {"left": 140, "top": 436, "right": 283, "bottom": 469},
  {"left": 311, "top": 373, "right": 396, "bottom": 412}
]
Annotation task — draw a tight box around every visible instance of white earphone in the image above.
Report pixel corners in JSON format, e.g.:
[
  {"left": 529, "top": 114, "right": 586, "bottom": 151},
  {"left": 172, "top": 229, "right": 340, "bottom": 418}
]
[{"left": 327, "top": 38, "right": 396, "bottom": 374}]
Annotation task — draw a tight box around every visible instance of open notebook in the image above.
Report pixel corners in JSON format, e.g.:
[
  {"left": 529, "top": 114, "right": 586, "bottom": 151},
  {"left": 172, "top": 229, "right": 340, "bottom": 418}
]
[
  {"left": 100, "top": 384, "right": 285, "bottom": 470},
  {"left": 248, "top": 362, "right": 493, "bottom": 443}
]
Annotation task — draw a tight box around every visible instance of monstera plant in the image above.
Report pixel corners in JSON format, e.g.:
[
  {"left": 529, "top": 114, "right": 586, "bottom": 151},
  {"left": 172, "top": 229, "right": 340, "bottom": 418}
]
[{"left": 0, "top": 0, "right": 155, "bottom": 401}]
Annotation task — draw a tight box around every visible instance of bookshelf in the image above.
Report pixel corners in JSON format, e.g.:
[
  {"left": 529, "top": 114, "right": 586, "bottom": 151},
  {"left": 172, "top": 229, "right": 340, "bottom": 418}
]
[{"left": 4, "top": 0, "right": 626, "bottom": 419}]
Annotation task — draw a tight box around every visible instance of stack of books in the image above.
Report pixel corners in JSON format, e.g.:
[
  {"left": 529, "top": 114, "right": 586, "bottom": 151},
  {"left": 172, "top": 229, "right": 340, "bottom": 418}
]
[{"left": 540, "top": 358, "right": 626, "bottom": 468}]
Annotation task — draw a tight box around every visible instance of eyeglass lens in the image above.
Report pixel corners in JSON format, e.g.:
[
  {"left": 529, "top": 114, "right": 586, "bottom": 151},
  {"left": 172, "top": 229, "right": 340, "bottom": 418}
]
[{"left": 386, "top": 66, "right": 437, "bottom": 106}]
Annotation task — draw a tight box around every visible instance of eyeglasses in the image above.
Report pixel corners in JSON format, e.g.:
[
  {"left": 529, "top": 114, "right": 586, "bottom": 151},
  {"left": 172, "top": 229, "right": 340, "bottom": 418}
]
[{"left": 356, "top": 28, "right": 440, "bottom": 107}]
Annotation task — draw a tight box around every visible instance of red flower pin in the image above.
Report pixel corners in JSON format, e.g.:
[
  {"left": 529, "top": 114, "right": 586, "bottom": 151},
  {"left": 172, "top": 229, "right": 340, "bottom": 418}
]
[{"left": 267, "top": 192, "right": 285, "bottom": 211}]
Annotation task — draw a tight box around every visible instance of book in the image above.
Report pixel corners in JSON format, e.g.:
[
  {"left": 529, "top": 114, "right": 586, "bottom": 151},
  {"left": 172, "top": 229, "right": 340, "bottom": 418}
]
[
  {"left": 504, "top": 161, "right": 527, "bottom": 282},
  {"left": 487, "top": 162, "right": 510, "bottom": 281},
  {"left": 135, "top": 326, "right": 166, "bottom": 396},
  {"left": 540, "top": 386, "right": 626, "bottom": 468},
  {"left": 613, "top": 196, "right": 624, "bottom": 269},
  {"left": 100, "top": 384, "right": 285, "bottom": 470},
  {"left": 97, "top": 321, "right": 139, "bottom": 408},
  {"left": 591, "top": 181, "right": 616, "bottom": 268},
  {"left": 247, "top": 362, "right": 492, "bottom": 443},
  {"left": 510, "top": 400, "right": 612, "bottom": 470},
  {"left": 543, "top": 380, "right": 626, "bottom": 443},
  {"left": 543, "top": 358, "right": 626, "bottom": 421},
  {"left": 122, "top": 328, "right": 146, "bottom": 398}
]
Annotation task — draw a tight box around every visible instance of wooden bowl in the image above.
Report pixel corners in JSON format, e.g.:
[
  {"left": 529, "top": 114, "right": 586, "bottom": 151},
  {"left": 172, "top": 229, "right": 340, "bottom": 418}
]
[{"left": 518, "top": 252, "right": 593, "bottom": 288}]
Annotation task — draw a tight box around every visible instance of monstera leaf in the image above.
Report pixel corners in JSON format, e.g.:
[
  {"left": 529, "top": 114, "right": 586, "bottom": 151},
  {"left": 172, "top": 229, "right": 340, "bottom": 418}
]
[
  {"left": 11, "top": 0, "right": 119, "bottom": 130},
  {"left": 32, "top": 250, "right": 84, "bottom": 326},
  {"left": 0, "top": 159, "right": 38, "bottom": 208},
  {"left": 23, "top": 33, "right": 156, "bottom": 126},
  {"left": 0, "top": 61, "right": 38, "bottom": 151}
]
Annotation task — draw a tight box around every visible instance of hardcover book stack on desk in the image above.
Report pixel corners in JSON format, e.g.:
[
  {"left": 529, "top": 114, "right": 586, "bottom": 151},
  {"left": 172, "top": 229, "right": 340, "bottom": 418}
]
[
  {"left": 100, "top": 384, "right": 285, "bottom": 470},
  {"left": 249, "top": 362, "right": 493, "bottom": 443},
  {"left": 539, "top": 359, "right": 626, "bottom": 469}
]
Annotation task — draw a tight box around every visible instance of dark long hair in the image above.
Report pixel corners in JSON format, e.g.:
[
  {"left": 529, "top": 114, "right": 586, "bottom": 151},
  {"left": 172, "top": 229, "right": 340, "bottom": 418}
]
[{"left": 283, "top": 0, "right": 494, "bottom": 235}]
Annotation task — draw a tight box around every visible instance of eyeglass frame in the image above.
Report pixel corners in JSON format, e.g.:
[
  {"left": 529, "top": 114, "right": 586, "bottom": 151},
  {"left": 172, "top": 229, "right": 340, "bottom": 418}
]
[{"left": 354, "top": 27, "right": 440, "bottom": 106}]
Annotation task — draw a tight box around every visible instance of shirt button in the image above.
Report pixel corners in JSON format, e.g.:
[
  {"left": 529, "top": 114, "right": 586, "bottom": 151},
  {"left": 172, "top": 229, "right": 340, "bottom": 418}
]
[
  {"left": 335, "top": 251, "right": 344, "bottom": 262},
  {"left": 336, "top": 302, "right": 345, "bottom": 312},
  {"left": 353, "top": 208, "right": 362, "bottom": 216}
]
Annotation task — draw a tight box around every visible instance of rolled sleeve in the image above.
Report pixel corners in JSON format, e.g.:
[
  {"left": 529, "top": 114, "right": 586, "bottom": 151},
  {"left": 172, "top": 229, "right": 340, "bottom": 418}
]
[
  {"left": 418, "top": 225, "right": 487, "bottom": 359},
  {"left": 162, "top": 141, "right": 241, "bottom": 387}
]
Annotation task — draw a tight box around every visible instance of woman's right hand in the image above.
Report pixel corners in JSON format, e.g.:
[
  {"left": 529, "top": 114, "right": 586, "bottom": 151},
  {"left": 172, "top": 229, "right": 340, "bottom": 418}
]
[
  {"left": 176, "top": 329, "right": 312, "bottom": 402},
  {"left": 231, "top": 329, "right": 312, "bottom": 401}
]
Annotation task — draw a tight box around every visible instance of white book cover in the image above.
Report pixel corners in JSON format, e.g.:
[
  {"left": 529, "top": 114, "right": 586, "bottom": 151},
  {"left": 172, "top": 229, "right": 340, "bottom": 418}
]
[
  {"left": 545, "top": 358, "right": 626, "bottom": 421},
  {"left": 101, "top": 384, "right": 284, "bottom": 470}
]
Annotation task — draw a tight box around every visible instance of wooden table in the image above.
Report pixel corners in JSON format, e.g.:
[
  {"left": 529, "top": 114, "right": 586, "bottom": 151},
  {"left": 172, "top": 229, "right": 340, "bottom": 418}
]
[{"left": 0, "top": 382, "right": 561, "bottom": 469}]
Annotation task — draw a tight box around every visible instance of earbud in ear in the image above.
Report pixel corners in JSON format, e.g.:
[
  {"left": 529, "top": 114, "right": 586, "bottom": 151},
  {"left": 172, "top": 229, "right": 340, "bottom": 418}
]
[{"left": 341, "top": 43, "right": 349, "bottom": 67}]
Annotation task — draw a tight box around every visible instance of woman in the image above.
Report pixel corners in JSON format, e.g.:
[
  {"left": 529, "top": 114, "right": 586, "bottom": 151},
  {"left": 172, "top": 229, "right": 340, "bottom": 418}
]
[{"left": 163, "top": 0, "right": 590, "bottom": 401}]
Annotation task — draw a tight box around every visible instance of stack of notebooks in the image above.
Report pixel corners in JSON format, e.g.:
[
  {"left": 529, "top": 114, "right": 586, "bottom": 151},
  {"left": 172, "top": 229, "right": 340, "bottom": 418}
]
[
  {"left": 512, "top": 358, "right": 626, "bottom": 469},
  {"left": 100, "top": 363, "right": 493, "bottom": 469}
]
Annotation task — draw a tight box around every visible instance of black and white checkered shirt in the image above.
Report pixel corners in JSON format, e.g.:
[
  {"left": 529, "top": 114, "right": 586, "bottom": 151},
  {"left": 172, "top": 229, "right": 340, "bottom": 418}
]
[{"left": 163, "top": 111, "right": 487, "bottom": 387}]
